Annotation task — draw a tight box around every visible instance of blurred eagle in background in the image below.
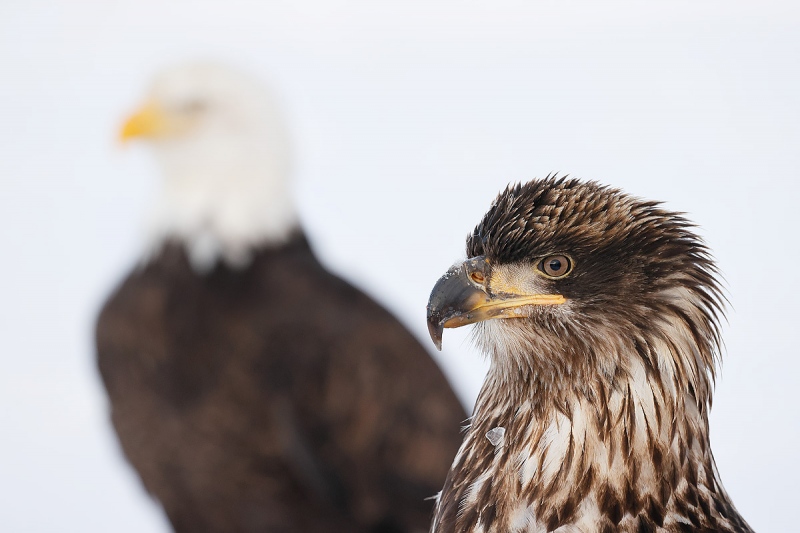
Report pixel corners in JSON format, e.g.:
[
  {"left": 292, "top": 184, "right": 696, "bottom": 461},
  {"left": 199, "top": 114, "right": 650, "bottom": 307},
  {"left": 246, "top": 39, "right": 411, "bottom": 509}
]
[
  {"left": 95, "top": 63, "right": 466, "bottom": 533},
  {"left": 427, "top": 178, "right": 753, "bottom": 532}
]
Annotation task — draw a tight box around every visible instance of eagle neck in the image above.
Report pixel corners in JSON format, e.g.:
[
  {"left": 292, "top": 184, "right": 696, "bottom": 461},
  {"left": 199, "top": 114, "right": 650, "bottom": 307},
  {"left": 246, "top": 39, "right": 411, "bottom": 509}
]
[
  {"left": 142, "top": 136, "right": 299, "bottom": 273},
  {"left": 435, "top": 308, "right": 752, "bottom": 532}
]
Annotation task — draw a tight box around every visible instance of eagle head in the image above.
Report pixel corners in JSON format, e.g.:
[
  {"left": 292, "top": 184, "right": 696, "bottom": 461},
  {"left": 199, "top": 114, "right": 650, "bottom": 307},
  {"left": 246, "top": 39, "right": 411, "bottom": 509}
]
[{"left": 428, "top": 176, "right": 723, "bottom": 399}]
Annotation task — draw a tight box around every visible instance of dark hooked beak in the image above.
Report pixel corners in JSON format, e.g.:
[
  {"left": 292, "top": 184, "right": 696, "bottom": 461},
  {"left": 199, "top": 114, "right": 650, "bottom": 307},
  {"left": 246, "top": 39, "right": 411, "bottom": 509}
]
[{"left": 425, "top": 256, "right": 565, "bottom": 350}]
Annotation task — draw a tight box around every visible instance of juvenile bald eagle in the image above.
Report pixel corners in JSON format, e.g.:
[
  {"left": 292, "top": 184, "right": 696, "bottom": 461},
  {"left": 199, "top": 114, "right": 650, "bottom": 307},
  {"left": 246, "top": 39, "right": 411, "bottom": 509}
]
[
  {"left": 96, "top": 63, "right": 466, "bottom": 533},
  {"left": 426, "top": 178, "right": 753, "bottom": 533}
]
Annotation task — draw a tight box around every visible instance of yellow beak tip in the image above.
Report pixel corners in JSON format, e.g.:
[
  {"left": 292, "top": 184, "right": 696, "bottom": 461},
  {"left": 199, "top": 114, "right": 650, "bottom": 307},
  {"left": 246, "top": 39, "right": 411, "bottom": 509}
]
[
  {"left": 118, "top": 126, "right": 137, "bottom": 143},
  {"left": 118, "top": 103, "right": 168, "bottom": 142}
]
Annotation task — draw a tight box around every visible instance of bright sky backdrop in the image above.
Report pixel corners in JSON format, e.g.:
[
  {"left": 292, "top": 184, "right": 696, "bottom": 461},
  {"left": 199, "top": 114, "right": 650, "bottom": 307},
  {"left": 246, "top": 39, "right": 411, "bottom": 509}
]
[{"left": 1, "top": 2, "right": 798, "bottom": 531}]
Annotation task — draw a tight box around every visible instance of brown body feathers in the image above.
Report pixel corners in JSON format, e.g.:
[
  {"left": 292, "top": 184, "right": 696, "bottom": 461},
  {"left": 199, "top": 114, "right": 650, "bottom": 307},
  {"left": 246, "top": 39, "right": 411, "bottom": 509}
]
[{"left": 97, "top": 236, "right": 466, "bottom": 533}]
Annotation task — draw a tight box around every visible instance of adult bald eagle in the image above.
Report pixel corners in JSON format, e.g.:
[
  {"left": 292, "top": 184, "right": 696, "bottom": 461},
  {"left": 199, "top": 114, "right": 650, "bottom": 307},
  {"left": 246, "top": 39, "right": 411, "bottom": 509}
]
[
  {"left": 96, "top": 63, "right": 466, "bottom": 533},
  {"left": 426, "top": 178, "right": 753, "bottom": 533}
]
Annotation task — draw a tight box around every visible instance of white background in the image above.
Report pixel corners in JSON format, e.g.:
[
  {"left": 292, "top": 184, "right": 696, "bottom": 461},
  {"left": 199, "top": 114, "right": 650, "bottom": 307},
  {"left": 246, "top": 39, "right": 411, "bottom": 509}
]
[{"left": 1, "top": 1, "right": 798, "bottom": 531}]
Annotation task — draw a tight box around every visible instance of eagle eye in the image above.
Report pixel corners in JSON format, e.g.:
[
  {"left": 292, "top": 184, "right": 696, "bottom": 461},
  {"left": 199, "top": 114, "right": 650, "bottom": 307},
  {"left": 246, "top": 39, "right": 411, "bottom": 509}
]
[
  {"left": 537, "top": 255, "right": 572, "bottom": 279},
  {"left": 177, "top": 98, "right": 209, "bottom": 114}
]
